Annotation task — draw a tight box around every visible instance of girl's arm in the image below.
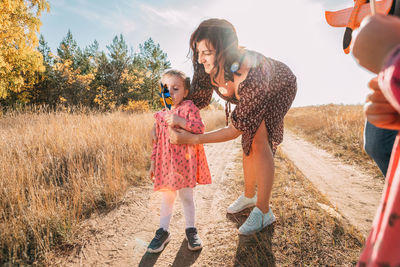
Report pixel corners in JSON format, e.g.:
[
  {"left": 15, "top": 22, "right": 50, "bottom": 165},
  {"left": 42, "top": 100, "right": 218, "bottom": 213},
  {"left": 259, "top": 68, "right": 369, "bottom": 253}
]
[
  {"left": 150, "top": 123, "right": 156, "bottom": 141},
  {"left": 165, "top": 102, "right": 205, "bottom": 134},
  {"left": 183, "top": 102, "right": 205, "bottom": 134},
  {"left": 169, "top": 123, "right": 241, "bottom": 145},
  {"left": 150, "top": 122, "right": 159, "bottom": 161}
]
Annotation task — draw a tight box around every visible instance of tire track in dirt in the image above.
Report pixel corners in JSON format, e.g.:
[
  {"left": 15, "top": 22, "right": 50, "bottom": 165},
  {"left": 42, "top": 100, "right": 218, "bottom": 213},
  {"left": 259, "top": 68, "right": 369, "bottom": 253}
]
[
  {"left": 59, "top": 139, "right": 244, "bottom": 266},
  {"left": 280, "top": 131, "right": 385, "bottom": 237}
]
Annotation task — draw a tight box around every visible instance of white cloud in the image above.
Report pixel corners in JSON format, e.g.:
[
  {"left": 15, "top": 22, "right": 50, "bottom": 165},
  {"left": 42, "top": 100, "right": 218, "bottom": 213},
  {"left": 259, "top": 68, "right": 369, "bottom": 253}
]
[{"left": 140, "top": 4, "right": 190, "bottom": 26}]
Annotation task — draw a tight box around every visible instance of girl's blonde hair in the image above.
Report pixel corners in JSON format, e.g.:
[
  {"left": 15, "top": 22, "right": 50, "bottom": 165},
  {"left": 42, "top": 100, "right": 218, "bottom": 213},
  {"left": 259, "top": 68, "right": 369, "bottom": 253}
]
[{"left": 162, "top": 69, "right": 191, "bottom": 91}]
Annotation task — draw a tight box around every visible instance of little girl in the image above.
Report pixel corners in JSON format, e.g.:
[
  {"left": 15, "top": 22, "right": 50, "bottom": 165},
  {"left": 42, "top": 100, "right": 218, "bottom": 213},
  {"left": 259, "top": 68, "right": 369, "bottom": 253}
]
[{"left": 147, "top": 69, "right": 211, "bottom": 253}]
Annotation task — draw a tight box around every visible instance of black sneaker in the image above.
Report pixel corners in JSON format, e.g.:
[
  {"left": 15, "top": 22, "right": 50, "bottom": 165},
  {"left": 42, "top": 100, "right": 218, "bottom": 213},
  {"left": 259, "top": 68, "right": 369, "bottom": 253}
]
[
  {"left": 147, "top": 228, "right": 171, "bottom": 253},
  {"left": 185, "top": 227, "right": 203, "bottom": 251}
]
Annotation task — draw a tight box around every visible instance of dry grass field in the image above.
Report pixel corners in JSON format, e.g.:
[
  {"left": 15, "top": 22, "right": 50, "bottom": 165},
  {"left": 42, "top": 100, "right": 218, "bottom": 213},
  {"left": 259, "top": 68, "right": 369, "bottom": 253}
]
[
  {"left": 1, "top": 104, "right": 372, "bottom": 265},
  {"left": 285, "top": 104, "right": 382, "bottom": 178},
  {"left": 0, "top": 108, "right": 225, "bottom": 264}
]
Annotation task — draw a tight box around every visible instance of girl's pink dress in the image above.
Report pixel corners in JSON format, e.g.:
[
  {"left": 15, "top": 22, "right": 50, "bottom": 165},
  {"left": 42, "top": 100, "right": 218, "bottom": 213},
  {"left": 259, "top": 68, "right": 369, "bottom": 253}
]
[
  {"left": 357, "top": 46, "right": 400, "bottom": 266},
  {"left": 151, "top": 100, "right": 211, "bottom": 191}
]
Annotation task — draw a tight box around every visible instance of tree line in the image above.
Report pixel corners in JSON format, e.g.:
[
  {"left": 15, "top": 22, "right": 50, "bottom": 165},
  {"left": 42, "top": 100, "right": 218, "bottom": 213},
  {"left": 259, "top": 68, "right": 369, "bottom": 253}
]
[
  {"left": 33, "top": 32, "right": 170, "bottom": 111},
  {"left": 0, "top": 1, "right": 171, "bottom": 111}
]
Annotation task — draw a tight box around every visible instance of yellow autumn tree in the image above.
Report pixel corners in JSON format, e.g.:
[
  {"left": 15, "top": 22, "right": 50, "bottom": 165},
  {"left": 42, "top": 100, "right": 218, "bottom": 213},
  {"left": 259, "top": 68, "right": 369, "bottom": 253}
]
[{"left": 0, "top": 0, "right": 49, "bottom": 103}]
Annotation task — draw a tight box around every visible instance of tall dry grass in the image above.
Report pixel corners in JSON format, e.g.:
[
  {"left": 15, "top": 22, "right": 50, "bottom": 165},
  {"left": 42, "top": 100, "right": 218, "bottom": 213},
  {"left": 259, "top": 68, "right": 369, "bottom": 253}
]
[
  {"left": 285, "top": 104, "right": 382, "bottom": 178},
  {"left": 0, "top": 108, "right": 225, "bottom": 264}
]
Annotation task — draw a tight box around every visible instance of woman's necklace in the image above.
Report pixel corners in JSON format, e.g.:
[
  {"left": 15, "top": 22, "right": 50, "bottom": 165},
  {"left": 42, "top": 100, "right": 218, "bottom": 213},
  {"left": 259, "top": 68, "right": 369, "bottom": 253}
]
[
  {"left": 218, "top": 86, "right": 228, "bottom": 95},
  {"left": 218, "top": 81, "right": 229, "bottom": 95}
]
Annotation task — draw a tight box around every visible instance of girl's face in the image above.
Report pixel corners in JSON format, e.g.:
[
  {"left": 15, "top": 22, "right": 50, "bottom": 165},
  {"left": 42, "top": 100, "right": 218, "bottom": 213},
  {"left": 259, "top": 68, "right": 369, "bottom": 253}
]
[
  {"left": 161, "top": 75, "right": 188, "bottom": 107},
  {"left": 196, "top": 39, "right": 216, "bottom": 74}
]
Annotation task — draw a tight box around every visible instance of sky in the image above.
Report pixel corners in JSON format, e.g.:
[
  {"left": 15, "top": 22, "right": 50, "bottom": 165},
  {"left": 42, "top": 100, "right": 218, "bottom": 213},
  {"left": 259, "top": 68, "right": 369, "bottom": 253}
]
[{"left": 40, "top": 0, "right": 374, "bottom": 107}]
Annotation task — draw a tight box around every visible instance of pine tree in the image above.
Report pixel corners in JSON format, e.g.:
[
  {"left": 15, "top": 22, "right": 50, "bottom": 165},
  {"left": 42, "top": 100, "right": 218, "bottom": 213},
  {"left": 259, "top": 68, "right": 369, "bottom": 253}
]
[
  {"left": 134, "top": 38, "right": 171, "bottom": 107},
  {"left": 57, "top": 30, "right": 78, "bottom": 67}
]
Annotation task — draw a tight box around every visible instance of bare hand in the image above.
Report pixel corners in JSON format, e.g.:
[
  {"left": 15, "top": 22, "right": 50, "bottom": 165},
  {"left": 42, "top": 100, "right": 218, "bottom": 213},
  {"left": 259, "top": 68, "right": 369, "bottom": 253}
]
[
  {"left": 169, "top": 127, "right": 197, "bottom": 144},
  {"left": 352, "top": 14, "right": 400, "bottom": 73},
  {"left": 364, "top": 77, "right": 400, "bottom": 130},
  {"left": 148, "top": 161, "right": 155, "bottom": 182},
  {"left": 165, "top": 114, "right": 186, "bottom": 128}
]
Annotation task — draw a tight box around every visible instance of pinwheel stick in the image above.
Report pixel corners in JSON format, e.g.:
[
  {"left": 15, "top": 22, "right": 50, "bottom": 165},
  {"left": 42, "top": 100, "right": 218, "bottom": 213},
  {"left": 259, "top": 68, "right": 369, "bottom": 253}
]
[{"left": 161, "top": 94, "right": 169, "bottom": 109}]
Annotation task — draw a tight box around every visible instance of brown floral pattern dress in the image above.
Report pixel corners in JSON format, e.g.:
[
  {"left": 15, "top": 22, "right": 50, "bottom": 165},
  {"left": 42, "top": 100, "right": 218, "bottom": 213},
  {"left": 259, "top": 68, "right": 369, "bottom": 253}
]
[{"left": 188, "top": 50, "right": 297, "bottom": 156}]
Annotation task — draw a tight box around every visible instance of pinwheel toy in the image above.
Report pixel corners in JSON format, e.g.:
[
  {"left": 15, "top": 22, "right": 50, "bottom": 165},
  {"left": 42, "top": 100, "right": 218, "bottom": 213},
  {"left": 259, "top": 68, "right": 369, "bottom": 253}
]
[
  {"left": 325, "top": 0, "right": 400, "bottom": 54},
  {"left": 158, "top": 83, "right": 173, "bottom": 110}
]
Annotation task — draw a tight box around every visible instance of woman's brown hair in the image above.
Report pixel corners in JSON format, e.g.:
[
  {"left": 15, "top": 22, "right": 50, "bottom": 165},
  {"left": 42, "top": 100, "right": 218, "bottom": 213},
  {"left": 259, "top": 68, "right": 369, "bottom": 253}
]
[{"left": 189, "top": 18, "right": 244, "bottom": 85}]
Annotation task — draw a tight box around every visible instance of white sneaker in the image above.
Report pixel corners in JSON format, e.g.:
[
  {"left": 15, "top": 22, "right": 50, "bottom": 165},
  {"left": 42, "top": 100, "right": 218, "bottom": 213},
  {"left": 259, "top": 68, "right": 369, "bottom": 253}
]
[
  {"left": 227, "top": 194, "right": 257, "bottom": 214},
  {"left": 238, "top": 207, "right": 276, "bottom": 235}
]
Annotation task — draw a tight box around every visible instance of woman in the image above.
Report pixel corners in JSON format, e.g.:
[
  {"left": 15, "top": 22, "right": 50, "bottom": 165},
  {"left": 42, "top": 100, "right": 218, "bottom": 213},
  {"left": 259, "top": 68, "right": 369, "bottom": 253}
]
[{"left": 169, "top": 18, "right": 297, "bottom": 235}]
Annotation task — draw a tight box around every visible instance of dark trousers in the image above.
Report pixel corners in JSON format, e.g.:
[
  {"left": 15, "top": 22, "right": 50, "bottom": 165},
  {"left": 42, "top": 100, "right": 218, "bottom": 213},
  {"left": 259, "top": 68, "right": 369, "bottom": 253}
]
[{"left": 364, "top": 121, "right": 398, "bottom": 176}]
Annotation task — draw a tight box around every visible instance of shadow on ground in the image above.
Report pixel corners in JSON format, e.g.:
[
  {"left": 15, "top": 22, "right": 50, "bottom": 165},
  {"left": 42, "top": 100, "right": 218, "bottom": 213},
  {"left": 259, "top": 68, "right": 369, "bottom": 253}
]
[
  {"left": 138, "top": 249, "right": 162, "bottom": 267},
  {"left": 138, "top": 239, "right": 201, "bottom": 267},
  {"left": 227, "top": 209, "right": 276, "bottom": 267},
  {"left": 171, "top": 239, "right": 201, "bottom": 267}
]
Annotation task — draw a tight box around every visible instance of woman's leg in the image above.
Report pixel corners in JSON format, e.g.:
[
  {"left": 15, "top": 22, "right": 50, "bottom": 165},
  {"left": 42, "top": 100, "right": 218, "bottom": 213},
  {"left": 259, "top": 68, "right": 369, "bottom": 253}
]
[
  {"left": 248, "top": 120, "right": 274, "bottom": 213},
  {"left": 243, "top": 151, "right": 257, "bottom": 198}
]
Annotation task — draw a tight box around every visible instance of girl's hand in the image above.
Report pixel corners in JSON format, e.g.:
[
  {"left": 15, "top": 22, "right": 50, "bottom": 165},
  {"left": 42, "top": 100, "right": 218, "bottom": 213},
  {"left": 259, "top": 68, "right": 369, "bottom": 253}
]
[
  {"left": 149, "top": 161, "right": 155, "bottom": 182},
  {"left": 169, "top": 127, "right": 198, "bottom": 144},
  {"left": 165, "top": 114, "right": 186, "bottom": 128},
  {"left": 364, "top": 77, "right": 400, "bottom": 130},
  {"left": 352, "top": 14, "right": 400, "bottom": 73}
]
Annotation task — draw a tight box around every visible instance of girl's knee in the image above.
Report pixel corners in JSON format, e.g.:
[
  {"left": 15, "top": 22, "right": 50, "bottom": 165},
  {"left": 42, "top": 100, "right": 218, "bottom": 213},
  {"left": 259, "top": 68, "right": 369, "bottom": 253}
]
[
  {"left": 162, "top": 190, "right": 177, "bottom": 202},
  {"left": 179, "top": 188, "right": 194, "bottom": 204}
]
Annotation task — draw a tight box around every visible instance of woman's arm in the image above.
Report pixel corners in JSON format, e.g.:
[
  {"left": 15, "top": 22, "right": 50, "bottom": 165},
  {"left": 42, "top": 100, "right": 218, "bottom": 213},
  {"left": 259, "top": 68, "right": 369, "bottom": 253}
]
[{"left": 169, "top": 124, "right": 241, "bottom": 144}]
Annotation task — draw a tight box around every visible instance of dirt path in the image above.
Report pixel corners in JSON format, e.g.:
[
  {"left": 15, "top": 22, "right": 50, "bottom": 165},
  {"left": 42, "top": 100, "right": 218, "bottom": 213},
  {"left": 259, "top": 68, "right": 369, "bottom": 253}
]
[
  {"left": 58, "top": 139, "right": 245, "bottom": 266},
  {"left": 280, "top": 131, "right": 384, "bottom": 237},
  {"left": 56, "top": 132, "right": 384, "bottom": 266}
]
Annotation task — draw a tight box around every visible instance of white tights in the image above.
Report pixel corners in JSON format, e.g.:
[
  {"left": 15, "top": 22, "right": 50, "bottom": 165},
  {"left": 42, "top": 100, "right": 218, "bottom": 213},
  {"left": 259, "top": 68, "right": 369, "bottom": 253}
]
[{"left": 159, "top": 187, "right": 195, "bottom": 231}]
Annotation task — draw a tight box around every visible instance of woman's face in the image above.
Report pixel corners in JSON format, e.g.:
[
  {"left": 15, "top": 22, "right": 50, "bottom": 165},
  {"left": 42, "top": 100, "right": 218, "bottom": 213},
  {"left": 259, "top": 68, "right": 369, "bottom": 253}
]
[
  {"left": 161, "top": 75, "right": 188, "bottom": 107},
  {"left": 196, "top": 39, "right": 216, "bottom": 74}
]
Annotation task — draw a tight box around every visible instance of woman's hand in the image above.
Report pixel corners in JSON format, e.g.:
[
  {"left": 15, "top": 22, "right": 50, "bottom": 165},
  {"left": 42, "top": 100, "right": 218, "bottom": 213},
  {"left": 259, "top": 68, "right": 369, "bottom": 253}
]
[
  {"left": 169, "top": 127, "right": 198, "bottom": 144},
  {"left": 148, "top": 161, "right": 155, "bottom": 182},
  {"left": 352, "top": 14, "right": 400, "bottom": 73},
  {"left": 364, "top": 77, "right": 400, "bottom": 130},
  {"left": 165, "top": 114, "right": 186, "bottom": 128}
]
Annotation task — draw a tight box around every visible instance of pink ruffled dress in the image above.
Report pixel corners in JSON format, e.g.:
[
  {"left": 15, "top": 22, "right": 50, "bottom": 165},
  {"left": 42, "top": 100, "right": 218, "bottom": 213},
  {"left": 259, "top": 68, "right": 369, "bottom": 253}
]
[{"left": 151, "top": 100, "right": 211, "bottom": 192}]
